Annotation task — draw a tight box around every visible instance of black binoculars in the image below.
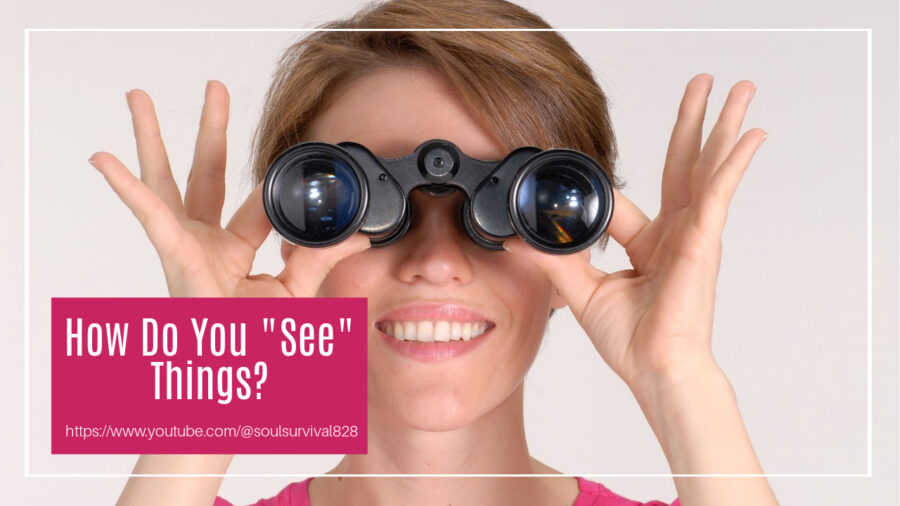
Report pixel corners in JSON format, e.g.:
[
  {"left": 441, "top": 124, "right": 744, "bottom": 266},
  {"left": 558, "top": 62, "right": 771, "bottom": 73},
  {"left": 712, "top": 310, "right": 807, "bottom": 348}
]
[{"left": 262, "top": 139, "right": 614, "bottom": 254}]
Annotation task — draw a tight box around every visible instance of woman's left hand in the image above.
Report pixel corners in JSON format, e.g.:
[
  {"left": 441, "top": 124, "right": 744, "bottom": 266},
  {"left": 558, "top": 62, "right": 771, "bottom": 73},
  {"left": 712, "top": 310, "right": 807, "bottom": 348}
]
[{"left": 504, "top": 74, "right": 767, "bottom": 399}]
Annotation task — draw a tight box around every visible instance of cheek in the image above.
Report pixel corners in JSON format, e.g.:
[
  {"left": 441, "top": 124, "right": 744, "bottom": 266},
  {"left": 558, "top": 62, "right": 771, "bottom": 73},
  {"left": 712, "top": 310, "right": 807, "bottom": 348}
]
[
  {"left": 316, "top": 254, "right": 383, "bottom": 296},
  {"left": 498, "top": 256, "right": 555, "bottom": 355},
  {"left": 499, "top": 254, "right": 554, "bottom": 303}
]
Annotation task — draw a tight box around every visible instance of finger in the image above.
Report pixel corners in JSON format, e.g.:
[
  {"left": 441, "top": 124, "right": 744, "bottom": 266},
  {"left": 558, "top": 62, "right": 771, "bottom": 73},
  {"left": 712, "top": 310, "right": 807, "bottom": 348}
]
[
  {"left": 277, "top": 234, "right": 372, "bottom": 297},
  {"left": 607, "top": 188, "right": 650, "bottom": 250},
  {"left": 89, "top": 151, "right": 186, "bottom": 259},
  {"left": 696, "top": 129, "right": 768, "bottom": 234},
  {"left": 503, "top": 237, "right": 606, "bottom": 318},
  {"left": 660, "top": 73, "right": 713, "bottom": 214},
  {"left": 126, "top": 89, "right": 185, "bottom": 214},
  {"left": 185, "top": 80, "right": 229, "bottom": 225},
  {"left": 225, "top": 182, "right": 271, "bottom": 250},
  {"left": 691, "top": 80, "right": 756, "bottom": 196}
]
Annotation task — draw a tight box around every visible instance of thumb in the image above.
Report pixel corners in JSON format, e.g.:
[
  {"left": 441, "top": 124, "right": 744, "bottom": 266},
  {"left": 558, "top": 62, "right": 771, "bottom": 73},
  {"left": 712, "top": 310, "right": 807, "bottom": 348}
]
[
  {"left": 276, "top": 233, "right": 371, "bottom": 297},
  {"left": 502, "top": 237, "right": 606, "bottom": 318}
]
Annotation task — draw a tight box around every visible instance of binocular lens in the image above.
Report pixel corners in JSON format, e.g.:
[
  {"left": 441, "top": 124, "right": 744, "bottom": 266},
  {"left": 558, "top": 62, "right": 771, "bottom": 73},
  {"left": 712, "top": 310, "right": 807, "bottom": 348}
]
[
  {"left": 515, "top": 159, "right": 605, "bottom": 248},
  {"left": 270, "top": 154, "right": 362, "bottom": 244}
]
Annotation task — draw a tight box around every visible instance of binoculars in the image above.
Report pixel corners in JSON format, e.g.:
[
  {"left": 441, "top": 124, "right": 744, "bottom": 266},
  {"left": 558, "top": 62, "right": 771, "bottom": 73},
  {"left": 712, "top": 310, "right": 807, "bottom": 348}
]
[{"left": 262, "top": 139, "right": 614, "bottom": 254}]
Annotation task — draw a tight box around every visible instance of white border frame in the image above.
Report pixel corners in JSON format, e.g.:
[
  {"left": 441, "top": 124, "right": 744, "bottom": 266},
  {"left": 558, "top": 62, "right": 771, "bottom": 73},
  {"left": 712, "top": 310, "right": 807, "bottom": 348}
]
[{"left": 23, "top": 27, "right": 873, "bottom": 478}]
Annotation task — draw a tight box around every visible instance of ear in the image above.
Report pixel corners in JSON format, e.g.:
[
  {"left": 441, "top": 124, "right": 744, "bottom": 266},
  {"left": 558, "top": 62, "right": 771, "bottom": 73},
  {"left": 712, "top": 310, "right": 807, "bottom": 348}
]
[{"left": 549, "top": 246, "right": 592, "bottom": 310}]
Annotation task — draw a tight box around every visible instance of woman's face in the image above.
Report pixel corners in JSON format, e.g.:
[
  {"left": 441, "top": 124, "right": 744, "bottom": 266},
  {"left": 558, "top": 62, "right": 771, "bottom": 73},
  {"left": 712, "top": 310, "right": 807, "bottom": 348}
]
[{"left": 289, "top": 66, "right": 569, "bottom": 431}]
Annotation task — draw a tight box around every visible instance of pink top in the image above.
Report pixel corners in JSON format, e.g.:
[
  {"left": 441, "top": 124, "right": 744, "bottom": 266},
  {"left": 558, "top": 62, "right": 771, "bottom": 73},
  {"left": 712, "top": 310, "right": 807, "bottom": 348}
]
[{"left": 214, "top": 476, "right": 681, "bottom": 506}]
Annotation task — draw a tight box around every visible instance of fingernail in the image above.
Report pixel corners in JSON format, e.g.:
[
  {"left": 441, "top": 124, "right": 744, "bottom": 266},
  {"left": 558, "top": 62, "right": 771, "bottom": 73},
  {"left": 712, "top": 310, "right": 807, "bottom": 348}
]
[
  {"left": 758, "top": 132, "right": 769, "bottom": 147},
  {"left": 88, "top": 157, "right": 97, "bottom": 168}
]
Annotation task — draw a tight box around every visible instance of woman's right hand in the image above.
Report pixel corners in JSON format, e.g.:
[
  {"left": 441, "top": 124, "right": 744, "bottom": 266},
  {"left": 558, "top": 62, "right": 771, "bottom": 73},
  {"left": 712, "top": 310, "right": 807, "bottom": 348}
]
[
  {"left": 90, "top": 80, "right": 370, "bottom": 300},
  {"left": 92, "top": 81, "right": 369, "bottom": 506}
]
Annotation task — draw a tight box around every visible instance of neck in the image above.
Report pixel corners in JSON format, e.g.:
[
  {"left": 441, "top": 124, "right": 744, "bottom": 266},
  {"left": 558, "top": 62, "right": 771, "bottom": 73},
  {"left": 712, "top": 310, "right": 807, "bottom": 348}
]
[{"left": 312, "top": 383, "right": 559, "bottom": 506}]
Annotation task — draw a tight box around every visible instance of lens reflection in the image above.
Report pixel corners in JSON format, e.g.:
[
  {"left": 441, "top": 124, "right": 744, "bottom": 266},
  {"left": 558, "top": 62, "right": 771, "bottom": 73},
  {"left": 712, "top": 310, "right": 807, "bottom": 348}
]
[
  {"left": 516, "top": 162, "right": 602, "bottom": 246},
  {"left": 275, "top": 157, "right": 360, "bottom": 241}
]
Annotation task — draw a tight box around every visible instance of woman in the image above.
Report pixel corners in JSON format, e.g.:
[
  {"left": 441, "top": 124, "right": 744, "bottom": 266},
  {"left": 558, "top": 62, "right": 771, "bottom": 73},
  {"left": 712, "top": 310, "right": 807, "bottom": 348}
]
[{"left": 97, "top": 1, "right": 779, "bottom": 505}]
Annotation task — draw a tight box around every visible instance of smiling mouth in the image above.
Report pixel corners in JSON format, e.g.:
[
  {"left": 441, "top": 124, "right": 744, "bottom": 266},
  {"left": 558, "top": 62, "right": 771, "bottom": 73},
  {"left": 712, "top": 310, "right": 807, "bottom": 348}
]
[{"left": 375, "top": 320, "right": 495, "bottom": 342}]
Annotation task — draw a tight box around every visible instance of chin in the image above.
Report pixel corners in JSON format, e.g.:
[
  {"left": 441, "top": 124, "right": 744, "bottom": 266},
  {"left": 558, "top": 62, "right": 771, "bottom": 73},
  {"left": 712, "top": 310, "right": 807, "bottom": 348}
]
[{"left": 372, "top": 381, "right": 492, "bottom": 432}]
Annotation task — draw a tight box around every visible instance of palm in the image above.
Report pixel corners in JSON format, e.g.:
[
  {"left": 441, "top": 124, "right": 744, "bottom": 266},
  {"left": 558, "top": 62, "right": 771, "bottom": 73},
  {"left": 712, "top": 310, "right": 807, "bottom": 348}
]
[
  {"left": 507, "top": 75, "right": 767, "bottom": 392},
  {"left": 582, "top": 203, "right": 720, "bottom": 388},
  {"left": 90, "top": 81, "right": 369, "bottom": 300},
  {"left": 163, "top": 220, "right": 286, "bottom": 297}
]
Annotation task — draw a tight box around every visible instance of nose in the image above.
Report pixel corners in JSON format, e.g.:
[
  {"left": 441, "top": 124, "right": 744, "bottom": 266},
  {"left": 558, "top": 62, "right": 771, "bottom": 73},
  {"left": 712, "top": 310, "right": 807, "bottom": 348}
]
[{"left": 394, "top": 189, "right": 476, "bottom": 287}]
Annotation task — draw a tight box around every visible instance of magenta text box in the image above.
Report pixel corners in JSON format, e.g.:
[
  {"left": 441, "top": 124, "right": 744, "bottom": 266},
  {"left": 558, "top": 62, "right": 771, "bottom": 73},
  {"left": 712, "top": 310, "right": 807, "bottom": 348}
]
[{"left": 51, "top": 298, "right": 367, "bottom": 454}]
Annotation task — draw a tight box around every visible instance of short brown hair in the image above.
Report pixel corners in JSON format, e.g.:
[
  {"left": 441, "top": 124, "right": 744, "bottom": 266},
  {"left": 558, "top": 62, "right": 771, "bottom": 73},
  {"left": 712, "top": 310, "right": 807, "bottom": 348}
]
[{"left": 252, "top": 0, "right": 622, "bottom": 248}]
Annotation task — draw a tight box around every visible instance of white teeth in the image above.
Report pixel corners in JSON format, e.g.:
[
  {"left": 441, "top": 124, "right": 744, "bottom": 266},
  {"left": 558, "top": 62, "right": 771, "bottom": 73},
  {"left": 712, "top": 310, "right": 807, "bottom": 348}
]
[
  {"left": 450, "top": 322, "right": 461, "bottom": 340},
  {"left": 379, "top": 320, "right": 490, "bottom": 342},
  {"left": 434, "top": 321, "right": 450, "bottom": 342},
  {"left": 403, "top": 322, "right": 416, "bottom": 341},
  {"left": 461, "top": 322, "right": 472, "bottom": 341},
  {"left": 416, "top": 321, "right": 434, "bottom": 342}
]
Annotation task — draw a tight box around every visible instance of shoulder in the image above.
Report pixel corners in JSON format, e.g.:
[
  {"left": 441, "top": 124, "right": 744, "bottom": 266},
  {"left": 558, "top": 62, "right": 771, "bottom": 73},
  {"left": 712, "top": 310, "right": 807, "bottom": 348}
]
[
  {"left": 215, "top": 478, "right": 313, "bottom": 506},
  {"left": 574, "top": 476, "right": 681, "bottom": 506}
]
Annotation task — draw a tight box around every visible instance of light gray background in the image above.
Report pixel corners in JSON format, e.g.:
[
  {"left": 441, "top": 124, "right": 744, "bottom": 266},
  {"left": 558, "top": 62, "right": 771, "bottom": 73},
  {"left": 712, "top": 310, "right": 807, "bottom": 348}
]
[
  {"left": 1, "top": 0, "right": 897, "bottom": 505},
  {"left": 24, "top": 28, "right": 869, "bottom": 476}
]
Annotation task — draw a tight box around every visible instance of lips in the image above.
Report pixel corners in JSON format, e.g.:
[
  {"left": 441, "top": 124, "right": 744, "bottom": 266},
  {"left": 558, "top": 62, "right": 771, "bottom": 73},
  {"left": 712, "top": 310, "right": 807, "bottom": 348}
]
[{"left": 374, "top": 303, "right": 496, "bottom": 361}]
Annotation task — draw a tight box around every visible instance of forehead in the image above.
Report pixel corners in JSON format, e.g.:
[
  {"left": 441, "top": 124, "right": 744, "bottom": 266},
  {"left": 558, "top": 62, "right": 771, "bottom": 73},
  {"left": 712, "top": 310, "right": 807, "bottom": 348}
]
[{"left": 306, "top": 66, "right": 508, "bottom": 161}]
